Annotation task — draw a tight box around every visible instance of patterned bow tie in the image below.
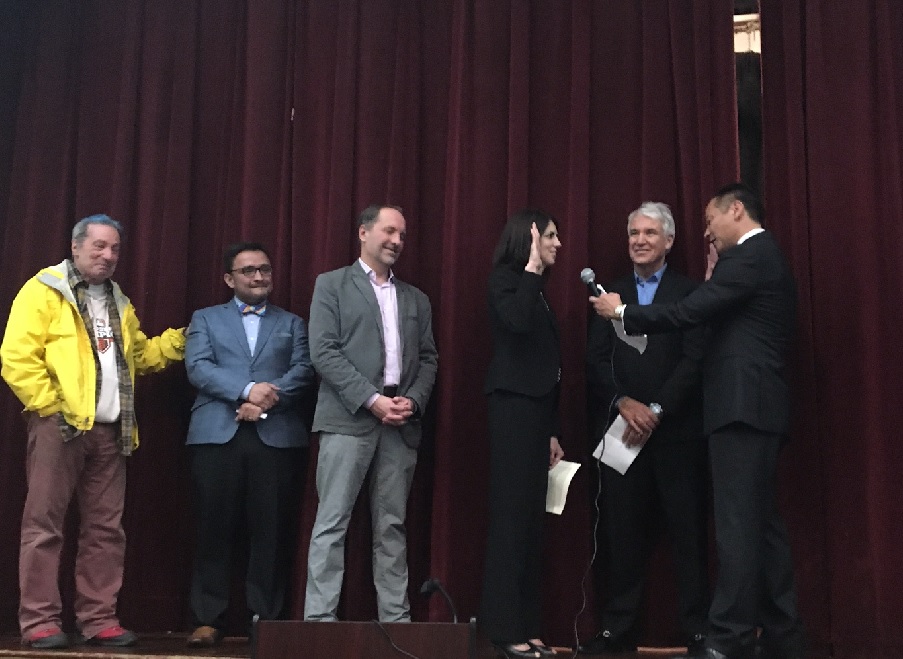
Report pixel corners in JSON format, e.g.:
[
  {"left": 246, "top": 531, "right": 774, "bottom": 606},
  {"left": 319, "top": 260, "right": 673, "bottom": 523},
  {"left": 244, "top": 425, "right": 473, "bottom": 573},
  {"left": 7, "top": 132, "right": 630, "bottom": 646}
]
[{"left": 241, "top": 304, "right": 266, "bottom": 316}]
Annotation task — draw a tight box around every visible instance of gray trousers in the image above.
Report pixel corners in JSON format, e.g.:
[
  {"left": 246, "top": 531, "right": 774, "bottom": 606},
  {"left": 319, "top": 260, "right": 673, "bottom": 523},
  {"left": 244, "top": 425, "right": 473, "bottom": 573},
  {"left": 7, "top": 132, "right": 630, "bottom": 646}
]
[{"left": 304, "top": 428, "right": 418, "bottom": 622}]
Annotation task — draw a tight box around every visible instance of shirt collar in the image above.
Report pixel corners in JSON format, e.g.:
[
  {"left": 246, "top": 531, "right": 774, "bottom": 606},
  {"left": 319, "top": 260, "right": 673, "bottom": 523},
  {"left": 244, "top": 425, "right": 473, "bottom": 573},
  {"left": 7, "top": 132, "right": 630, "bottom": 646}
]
[
  {"left": 358, "top": 258, "right": 395, "bottom": 284},
  {"left": 737, "top": 227, "right": 765, "bottom": 245},
  {"left": 635, "top": 262, "right": 667, "bottom": 286},
  {"left": 66, "top": 259, "right": 112, "bottom": 293},
  {"left": 233, "top": 296, "right": 268, "bottom": 313}
]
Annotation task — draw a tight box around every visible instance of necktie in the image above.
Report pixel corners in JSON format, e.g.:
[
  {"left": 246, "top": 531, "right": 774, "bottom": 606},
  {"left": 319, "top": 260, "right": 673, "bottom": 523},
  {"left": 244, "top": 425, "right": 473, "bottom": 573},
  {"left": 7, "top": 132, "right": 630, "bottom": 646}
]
[{"left": 241, "top": 304, "right": 266, "bottom": 316}]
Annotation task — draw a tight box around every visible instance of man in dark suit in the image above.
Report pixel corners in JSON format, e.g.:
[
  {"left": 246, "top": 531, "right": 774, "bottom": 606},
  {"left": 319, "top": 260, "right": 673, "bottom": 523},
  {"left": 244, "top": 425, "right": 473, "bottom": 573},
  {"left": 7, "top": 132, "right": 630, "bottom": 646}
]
[
  {"left": 184, "top": 242, "right": 315, "bottom": 647},
  {"left": 580, "top": 202, "right": 708, "bottom": 655},
  {"left": 304, "top": 205, "right": 438, "bottom": 622},
  {"left": 591, "top": 184, "right": 805, "bottom": 659}
]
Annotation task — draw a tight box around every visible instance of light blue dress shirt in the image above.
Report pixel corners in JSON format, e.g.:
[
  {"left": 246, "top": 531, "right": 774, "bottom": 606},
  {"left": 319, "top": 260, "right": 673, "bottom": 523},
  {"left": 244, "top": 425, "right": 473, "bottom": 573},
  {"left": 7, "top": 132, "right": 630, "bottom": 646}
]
[{"left": 635, "top": 264, "right": 667, "bottom": 306}]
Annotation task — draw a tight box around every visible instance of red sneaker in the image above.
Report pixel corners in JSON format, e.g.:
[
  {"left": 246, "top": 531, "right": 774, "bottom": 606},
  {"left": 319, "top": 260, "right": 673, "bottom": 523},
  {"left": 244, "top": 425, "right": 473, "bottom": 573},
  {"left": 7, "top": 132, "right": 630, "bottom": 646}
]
[
  {"left": 86, "top": 626, "right": 138, "bottom": 647},
  {"left": 24, "top": 627, "right": 69, "bottom": 649}
]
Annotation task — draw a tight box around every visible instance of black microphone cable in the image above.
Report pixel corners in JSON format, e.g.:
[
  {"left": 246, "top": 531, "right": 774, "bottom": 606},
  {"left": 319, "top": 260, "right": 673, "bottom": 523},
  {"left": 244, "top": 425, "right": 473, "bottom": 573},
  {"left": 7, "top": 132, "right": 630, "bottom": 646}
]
[
  {"left": 570, "top": 299, "right": 624, "bottom": 656},
  {"left": 370, "top": 620, "right": 423, "bottom": 659}
]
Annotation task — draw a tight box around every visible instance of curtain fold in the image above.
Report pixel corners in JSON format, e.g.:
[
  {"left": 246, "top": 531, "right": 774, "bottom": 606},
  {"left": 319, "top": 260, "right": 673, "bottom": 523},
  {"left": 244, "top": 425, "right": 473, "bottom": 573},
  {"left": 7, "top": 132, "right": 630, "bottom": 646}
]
[
  {"left": 761, "top": 1, "right": 903, "bottom": 655},
  {"left": 0, "top": 0, "right": 738, "bottom": 645}
]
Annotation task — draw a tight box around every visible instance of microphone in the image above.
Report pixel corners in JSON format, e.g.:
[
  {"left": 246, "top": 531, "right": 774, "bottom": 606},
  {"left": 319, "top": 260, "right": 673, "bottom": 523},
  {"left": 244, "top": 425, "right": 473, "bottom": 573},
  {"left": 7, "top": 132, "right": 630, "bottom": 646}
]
[
  {"left": 420, "top": 577, "right": 458, "bottom": 623},
  {"left": 580, "top": 267, "right": 603, "bottom": 297}
]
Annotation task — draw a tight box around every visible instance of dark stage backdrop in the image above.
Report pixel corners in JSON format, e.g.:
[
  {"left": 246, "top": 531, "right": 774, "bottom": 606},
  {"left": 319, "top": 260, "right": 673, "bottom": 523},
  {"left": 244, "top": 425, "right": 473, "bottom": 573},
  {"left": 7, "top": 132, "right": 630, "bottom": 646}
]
[
  {"left": 3, "top": 0, "right": 894, "bottom": 654},
  {"left": 759, "top": 1, "right": 903, "bottom": 657}
]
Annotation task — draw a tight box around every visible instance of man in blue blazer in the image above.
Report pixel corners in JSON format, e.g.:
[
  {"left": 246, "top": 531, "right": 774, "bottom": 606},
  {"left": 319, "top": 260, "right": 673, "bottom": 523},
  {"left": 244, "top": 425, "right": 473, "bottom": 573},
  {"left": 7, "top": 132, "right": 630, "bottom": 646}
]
[
  {"left": 184, "top": 242, "right": 315, "bottom": 647},
  {"left": 304, "top": 205, "right": 438, "bottom": 623},
  {"left": 592, "top": 184, "right": 805, "bottom": 659}
]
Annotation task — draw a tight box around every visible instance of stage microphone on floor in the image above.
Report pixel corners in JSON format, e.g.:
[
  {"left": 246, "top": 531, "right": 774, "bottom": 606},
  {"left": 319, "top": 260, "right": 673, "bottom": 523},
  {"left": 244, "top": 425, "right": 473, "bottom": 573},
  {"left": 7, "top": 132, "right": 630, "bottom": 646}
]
[
  {"left": 580, "top": 267, "right": 604, "bottom": 296},
  {"left": 420, "top": 577, "right": 458, "bottom": 624}
]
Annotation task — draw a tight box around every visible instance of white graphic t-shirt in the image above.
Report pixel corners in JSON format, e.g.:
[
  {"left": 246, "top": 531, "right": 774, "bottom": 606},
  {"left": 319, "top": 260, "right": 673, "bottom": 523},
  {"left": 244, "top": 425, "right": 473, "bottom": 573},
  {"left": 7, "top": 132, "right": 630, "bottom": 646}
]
[{"left": 85, "top": 285, "right": 121, "bottom": 423}]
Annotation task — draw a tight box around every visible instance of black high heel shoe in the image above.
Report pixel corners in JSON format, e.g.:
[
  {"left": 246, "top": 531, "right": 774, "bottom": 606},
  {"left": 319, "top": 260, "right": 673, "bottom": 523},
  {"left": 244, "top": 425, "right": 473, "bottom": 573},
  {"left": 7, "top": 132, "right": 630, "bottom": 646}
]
[{"left": 493, "top": 642, "right": 541, "bottom": 658}]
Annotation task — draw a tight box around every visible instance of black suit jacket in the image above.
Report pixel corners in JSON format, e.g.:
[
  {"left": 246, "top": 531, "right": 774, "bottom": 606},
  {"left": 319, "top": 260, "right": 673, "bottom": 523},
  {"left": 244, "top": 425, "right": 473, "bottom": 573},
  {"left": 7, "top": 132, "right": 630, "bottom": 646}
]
[
  {"left": 484, "top": 265, "right": 561, "bottom": 400},
  {"left": 624, "top": 231, "right": 796, "bottom": 436},
  {"left": 587, "top": 266, "right": 704, "bottom": 442}
]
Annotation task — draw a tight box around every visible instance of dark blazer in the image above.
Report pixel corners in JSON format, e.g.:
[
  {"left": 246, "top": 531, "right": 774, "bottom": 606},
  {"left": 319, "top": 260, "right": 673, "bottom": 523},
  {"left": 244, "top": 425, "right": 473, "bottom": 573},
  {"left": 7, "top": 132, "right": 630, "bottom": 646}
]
[
  {"left": 185, "top": 301, "right": 315, "bottom": 448},
  {"left": 484, "top": 265, "right": 560, "bottom": 399},
  {"left": 586, "top": 266, "right": 704, "bottom": 442},
  {"left": 308, "top": 262, "right": 438, "bottom": 448},
  {"left": 623, "top": 231, "right": 796, "bottom": 436}
]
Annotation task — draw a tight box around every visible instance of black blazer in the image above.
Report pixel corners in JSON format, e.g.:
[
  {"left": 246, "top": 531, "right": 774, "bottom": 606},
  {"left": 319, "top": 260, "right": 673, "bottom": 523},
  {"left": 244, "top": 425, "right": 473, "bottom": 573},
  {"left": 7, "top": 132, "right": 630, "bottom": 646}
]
[
  {"left": 586, "top": 266, "right": 704, "bottom": 442},
  {"left": 624, "top": 231, "right": 797, "bottom": 436},
  {"left": 484, "top": 265, "right": 561, "bottom": 399}
]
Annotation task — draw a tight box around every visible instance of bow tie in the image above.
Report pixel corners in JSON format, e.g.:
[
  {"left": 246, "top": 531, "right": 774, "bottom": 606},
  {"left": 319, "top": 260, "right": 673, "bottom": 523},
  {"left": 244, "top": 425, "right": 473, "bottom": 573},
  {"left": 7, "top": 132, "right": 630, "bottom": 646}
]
[{"left": 240, "top": 304, "right": 266, "bottom": 316}]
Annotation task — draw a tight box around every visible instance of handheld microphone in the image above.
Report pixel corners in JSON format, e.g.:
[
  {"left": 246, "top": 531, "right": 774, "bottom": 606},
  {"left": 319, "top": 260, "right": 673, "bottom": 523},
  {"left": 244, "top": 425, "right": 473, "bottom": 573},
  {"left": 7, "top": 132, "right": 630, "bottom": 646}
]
[{"left": 580, "top": 267, "right": 603, "bottom": 297}]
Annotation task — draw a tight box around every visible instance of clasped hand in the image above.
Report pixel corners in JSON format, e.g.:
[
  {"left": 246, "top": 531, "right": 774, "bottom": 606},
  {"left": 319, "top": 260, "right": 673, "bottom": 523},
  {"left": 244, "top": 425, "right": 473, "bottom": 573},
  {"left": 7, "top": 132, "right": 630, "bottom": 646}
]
[
  {"left": 248, "top": 382, "right": 280, "bottom": 411},
  {"left": 235, "top": 401, "right": 265, "bottom": 422},
  {"left": 370, "top": 395, "right": 414, "bottom": 426}
]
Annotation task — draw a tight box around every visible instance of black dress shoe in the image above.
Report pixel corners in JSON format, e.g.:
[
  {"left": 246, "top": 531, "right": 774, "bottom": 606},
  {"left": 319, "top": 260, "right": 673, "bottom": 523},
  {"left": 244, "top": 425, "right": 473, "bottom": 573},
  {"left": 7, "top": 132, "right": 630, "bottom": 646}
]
[
  {"left": 687, "top": 633, "right": 707, "bottom": 656},
  {"left": 576, "top": 629, "right": 636, "bottom": 655},
  {"left": 494, "top": 642, "right": 541, "bottom": 658}
]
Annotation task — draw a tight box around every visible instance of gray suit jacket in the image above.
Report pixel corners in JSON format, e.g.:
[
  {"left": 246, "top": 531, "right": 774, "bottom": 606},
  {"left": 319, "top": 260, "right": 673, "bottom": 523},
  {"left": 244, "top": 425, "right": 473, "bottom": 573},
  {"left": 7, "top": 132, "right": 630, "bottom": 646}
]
[
  {"left": 309, "top": 262, "right": 438, "bottom": 448},
  {"left": 185, "top": 300, "right": 315, "bottom": 448}
]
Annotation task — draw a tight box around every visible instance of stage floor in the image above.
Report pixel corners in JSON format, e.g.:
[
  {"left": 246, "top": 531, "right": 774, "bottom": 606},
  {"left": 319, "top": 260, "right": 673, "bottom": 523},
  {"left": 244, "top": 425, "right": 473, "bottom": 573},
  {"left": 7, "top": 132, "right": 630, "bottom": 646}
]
[
  {"left": 0, "top": 635, "right": 251, "bottom": 659},
  {"left": 0, "top": 635, "right": 825, "bottom": 658},
  {"left": 0, "top": 634, "right": 690, "bottom": 659}
]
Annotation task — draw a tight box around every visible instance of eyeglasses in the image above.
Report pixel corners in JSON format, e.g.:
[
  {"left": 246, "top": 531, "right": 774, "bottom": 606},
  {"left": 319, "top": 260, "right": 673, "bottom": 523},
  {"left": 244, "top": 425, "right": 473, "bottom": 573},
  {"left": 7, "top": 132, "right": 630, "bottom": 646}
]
[{"left": 231, "top": 264, "right": 273, "bottom": 277}]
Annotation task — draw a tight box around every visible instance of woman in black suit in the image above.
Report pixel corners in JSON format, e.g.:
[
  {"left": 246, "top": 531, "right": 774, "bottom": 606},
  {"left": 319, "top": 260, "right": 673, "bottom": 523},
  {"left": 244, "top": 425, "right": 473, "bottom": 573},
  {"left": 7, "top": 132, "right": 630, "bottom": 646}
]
[{"left": 480, "top": 209, "right": 564, "bottom": 658}]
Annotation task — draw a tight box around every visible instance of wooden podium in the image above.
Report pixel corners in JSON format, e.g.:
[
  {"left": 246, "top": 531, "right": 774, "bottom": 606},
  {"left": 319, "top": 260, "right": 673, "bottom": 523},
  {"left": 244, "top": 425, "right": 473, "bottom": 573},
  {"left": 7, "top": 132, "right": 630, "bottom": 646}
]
[{"left": 255, "top": 619, "right": 493, "bottom": 659}]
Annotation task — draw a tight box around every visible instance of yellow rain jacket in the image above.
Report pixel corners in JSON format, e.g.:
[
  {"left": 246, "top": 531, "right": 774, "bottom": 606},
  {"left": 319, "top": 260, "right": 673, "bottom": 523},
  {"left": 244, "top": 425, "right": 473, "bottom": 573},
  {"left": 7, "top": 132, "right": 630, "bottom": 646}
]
[{"left": 0, "top": 260, "right": 185, "bottom": 449}]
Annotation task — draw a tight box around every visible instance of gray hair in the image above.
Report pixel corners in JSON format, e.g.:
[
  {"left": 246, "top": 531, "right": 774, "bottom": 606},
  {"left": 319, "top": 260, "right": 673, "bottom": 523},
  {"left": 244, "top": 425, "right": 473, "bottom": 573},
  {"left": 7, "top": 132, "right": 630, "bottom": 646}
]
[
  {"left": 627, "top": 202, "right": 675, "bottom": 238},
  {"left": 72, "top": 214, "right": 124, "bottom": 245}
]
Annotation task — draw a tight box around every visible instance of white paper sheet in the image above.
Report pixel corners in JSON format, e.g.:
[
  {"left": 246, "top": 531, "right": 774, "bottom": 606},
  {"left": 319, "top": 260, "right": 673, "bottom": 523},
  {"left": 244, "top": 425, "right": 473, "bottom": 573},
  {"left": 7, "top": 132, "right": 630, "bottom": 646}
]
[
  {"left": 546, "top": 460, "right": 581, "bottom": 515},
  {"left": 594, "top": 284, "right": 647, "bottom": 354},
  {"left": 592, "top": 414, "right": 642, "bottom": 475}
]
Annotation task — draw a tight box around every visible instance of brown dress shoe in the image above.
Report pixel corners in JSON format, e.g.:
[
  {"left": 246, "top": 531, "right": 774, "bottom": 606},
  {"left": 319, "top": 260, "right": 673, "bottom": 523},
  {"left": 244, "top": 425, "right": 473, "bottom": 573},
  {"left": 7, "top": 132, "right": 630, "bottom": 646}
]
[{"left": 187, "top": 625, "right": 223, "bottom": 647}]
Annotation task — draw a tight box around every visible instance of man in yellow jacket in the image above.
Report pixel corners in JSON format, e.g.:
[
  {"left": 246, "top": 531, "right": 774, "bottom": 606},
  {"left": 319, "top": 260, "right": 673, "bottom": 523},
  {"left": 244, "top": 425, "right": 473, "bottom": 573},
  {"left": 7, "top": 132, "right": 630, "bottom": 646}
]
[{"left": 0, "top": 214, "right": 185, "bottom": 650}]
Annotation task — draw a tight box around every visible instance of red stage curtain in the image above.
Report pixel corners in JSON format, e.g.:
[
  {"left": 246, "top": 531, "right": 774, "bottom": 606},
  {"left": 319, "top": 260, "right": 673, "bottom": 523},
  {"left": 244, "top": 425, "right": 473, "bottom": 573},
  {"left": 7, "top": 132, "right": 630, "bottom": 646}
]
[
  {"left": 761, "top": 1, "right": 903, "bottom": 656},
  {"left": 0, "top": 0, "right": 737, "bottom": 647}
]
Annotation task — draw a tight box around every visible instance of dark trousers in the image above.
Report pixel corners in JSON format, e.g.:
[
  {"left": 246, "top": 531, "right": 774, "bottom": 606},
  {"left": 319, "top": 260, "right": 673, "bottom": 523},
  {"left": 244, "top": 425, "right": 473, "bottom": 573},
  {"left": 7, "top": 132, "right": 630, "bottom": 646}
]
[
  {"left": 707, "top": 423, "right": 804, "bottom": 657},
  {"left": 480, "top": 390, "right": 555, "bottom": 644},
  {"left": 189, "top": 423, "right": 306, "bottom": 630},
  {"left": 599, "top": 434, "right": 709, "bottom": 641}
]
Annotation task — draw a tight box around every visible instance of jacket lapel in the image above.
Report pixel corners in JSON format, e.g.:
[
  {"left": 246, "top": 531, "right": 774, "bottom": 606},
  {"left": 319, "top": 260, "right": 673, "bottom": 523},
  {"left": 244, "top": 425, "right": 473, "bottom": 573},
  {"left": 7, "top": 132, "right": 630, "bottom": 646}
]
[
  {"left": 395, "top": 280, "right": 408, "bottom": 349},
  {"left": 224, "top": 302, "right": 253, "bottom": 360},
  {"left": 350, "top": 264, "right": 385, "bottom": 342},
  {"left": 252, "top": 307, "right": 278, "bottom": 362},
  {"left": 619, "top": 274, "right": 640, "bottom": 304},
  {"left": 651, "top": 267, "right": 676, "bottom": 303}
]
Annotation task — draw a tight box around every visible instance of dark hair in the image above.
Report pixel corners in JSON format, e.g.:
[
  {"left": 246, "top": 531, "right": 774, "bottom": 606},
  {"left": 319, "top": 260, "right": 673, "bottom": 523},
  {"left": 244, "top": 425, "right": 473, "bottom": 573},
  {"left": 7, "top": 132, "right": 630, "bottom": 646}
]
[
  {"left": 357, "top": 204, "right": 404, "bottom": 229},
  {"left": 223, "top": 242, "right": 271, "bottom": 273},
  {"left": 712, "top": 182, "right": 765, "bottom": 225},
  {"left": 492, "top": 208, "right": 558, "bottom": 268}
]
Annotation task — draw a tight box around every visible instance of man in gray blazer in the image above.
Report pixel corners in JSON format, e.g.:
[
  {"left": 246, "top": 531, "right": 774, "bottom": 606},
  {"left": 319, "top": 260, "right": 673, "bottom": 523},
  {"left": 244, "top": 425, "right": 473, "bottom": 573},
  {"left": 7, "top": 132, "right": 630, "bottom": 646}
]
[
  {"left": 185, "top": 242, "right": 315, "bottom": 647},
  {"left": 304, "top": 205, "right": 438, "bottom": 622}
]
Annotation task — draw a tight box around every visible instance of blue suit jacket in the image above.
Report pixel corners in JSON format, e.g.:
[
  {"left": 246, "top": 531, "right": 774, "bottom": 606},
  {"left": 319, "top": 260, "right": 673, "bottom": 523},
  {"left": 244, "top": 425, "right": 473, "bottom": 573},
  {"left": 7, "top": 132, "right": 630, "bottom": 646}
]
[{"left": 185, "top": 300, "right": 315, "bottom": 448}]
